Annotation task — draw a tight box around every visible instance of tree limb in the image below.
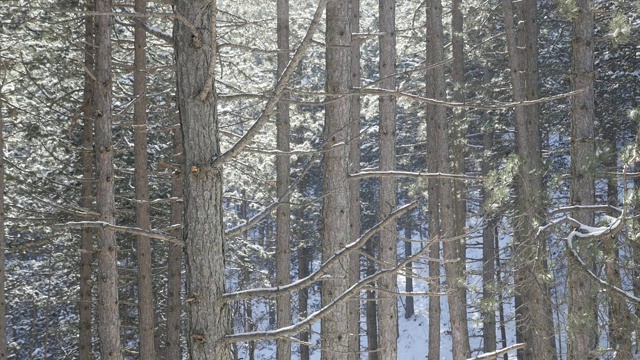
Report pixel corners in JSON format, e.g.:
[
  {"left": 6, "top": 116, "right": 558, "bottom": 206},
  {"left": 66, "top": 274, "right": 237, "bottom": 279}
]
[
  {"left": 467, "top": 343, "right": 527, "bottom": 359},
  {"left": 60, "top": 221, "right": 184, "bottom": 246}
]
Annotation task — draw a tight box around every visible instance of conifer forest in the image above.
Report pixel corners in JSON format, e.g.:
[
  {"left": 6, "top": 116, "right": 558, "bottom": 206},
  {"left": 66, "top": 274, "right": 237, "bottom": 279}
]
[{"left": 2, "top": 0, "right": 640, "bottom": 358}]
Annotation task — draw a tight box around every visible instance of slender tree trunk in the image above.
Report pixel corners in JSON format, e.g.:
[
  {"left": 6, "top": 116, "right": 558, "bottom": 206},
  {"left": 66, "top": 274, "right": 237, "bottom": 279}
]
[
  {"left": 133, "top": 0, "right": 156, "bottom": 356},
  {"left": 404, "top": 223, "right": 414, "bottom": 319},
  {"left": 275, "top": 0, "right": 292, "bottom": 358},
  {"left": 377, "top": 0, "right": 398, "bottom": 357},
  {"left": 0, "top": 86, "right": 7, "bottom": 360},
  {"left": 79, "top": 3, "right": 95, "bottom": 358},
  {"left": 481, "top": 130, "right": 496, "bottom": 354},
  {"left": 297, "top": 202, "right": 310, "bottom": 360},
  {"left": 502, "top": 0, "right": 557, "bottom": 358},
  {"left": 94, "top": 0, "right": 123, "bottom": 356},
  {"left": 175, "top": 0, "right": 230, "bottom": 358},
  {"left": 347, "top": 1, "right": 361, "bottom": 358},
  {"left": 322, "top": 1, "right": 351, "bottom": 357},
  {"left": 568, "top": 0, "right": 597, "bottom": 357},
  {"left": 426, "top": 0, "right": 470, "bottom": 357},
  {"left": 166, "top": 102, "right": 184, "bottom": 359}
]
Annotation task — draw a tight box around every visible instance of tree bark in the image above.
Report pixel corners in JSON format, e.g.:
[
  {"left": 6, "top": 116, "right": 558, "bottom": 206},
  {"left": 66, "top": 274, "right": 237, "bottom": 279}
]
[
  {"left": 347, "top": 1, "right": 361, "bottom": 358},
  {"left": 94, "top": 0, "right": 123, "bottom": 356},
  {"left": 567, "top": 0, "right": 598, "bottom": 358},
  {"left": 174, "top": 0, "right": 231, "bottom": 358},
  {"left": 404, "top": 223, "right": 414, "bottom": 319},
  {"left": 0, "top": 82, "right": 7, "bottom": 360},
  {"left": 426, "top": 0, "right": 470, "bottom": 357},
  {"left": 275, "top": 0, "right": 292, "bottom": 358},
  {"left": 481, "top": 130, "right": 496, "bottom": 354},
  {"left": 502, "top": 0, "right": 557, "bottom": 358},
  {"left": 297, "top": 203, "right": 310, "bottom": 360},
  {"left": 321, "top": 0, "right": 351, "bottom": 358},
  {"left": 79, "top": 3, "right": 95, "bottom": 358},
  {"left": 377, "top": 0, "right": 398, "bottom": 357},
  {"left": 133, "top": 0, "right": 156, "bottom": 356},
  {"left": 166, "top": 90, "right": 184, "bottom": 360}
]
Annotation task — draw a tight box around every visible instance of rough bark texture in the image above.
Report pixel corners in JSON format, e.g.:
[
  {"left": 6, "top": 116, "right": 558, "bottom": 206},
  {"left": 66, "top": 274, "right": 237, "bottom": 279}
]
[
  {"left": 297, "top": 204, "right": 310, "bottom": 360},
  {"left": 133, "top": 0, "right": 156, "bottom": 356},
  {"left": 0, "top": 87, "right": 6, "bottom": 360},
  {"left": 347, "top": 1, "right": 361, "bottom": 358},
  {"left": 321, "top": 0, "right": 351, "bottom": 358},
  {"left": 79, "top": 4, "right": 95, "bottom": 359},
  {"left": 94, "top": 0, "right": 123, "bottom": 357},
  {"left": 403, "top": 223, "right": 414, "bottom": 319},
  {"left": 175, "top": 0, "right": 231, "bottom": 358},
  {"left": 377, "top": 0, "right": 398, "bottom": 357},
  {"left": 426, "top": 0, "right": 470, "bottom": 357},
  {"left": 166, "top": 88, "right": 184, "bottom": 360},
  {"left": 568, "top": 0, "right": 597, "bottom": 357},
  {"left": 502, "top": 0, "right": 557, "bottom": 358},
  {"left": 275, "top": 0, "right": 292, "bottom": 358}
]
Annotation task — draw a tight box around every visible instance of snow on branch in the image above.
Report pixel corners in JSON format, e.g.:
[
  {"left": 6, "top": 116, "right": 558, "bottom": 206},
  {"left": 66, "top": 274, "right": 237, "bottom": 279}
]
[
  {"left": 219, "top": 201, "right": 418, "bottom": 304},
  {"left": 350, "top": 169, "right": 484, "bottom": 181},
  {"left": 466, "top": 343, "right": 527, "bottom": 359},
  {"left": 59, "top": 221, "right": 184, "bottom": 247},
  {"left": 220, "top": 237, "right": 430, "bottom": 344}
]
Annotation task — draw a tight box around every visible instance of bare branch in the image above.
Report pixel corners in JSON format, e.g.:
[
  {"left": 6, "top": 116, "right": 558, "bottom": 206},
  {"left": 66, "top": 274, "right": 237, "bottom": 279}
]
[
  {"left": 350, "top": 169, "right": 484, "bottom": 181},
  {"left": 220, "top": 201, "right": 418, "bottom": 304},
  {"left": 59, "top": 221, "right": 184, "bottom": 246},
  {"left": 220, "top": 236, "right": 430, "bottom": 344},
  {"left": 212, "top": 0, "right": 329, "bottom": 168},
  {"left": 467, "top": 343, "right": 527, "bottom": 359}
]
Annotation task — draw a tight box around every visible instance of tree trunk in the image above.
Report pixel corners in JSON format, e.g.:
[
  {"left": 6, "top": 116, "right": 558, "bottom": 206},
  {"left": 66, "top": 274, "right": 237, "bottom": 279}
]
[
  {"left": 0, "top": 84, "right": 7, "bottom": 360},
  {"left": 79, "top": 3, "right": 95, "bottom": 358},
  {"left": 377, "top": 0, "right": 398, "bottom": 357},
  {"left": 297, "top": 203, "right": 310, "bottom": 360},
  {"left": 321, "top": 1, "right": 351, "bottom": 357},
  {"left": 94, "top": 0, "right": 123, "bottom": 356},
  {"left": 426, "top": 0, "right": 470, "bottom": 357},
  {"left": 347, "top": 1, "right": 361, "bottom": 358},
  {"left": 502, "top": 0, "right": 557, "bottom": 358},
  {"left": 404, "top": 223, "right": 414, "bottom": 319},
  {"left": 275, "top": 0, "right": 292, "bottom": 358},
  {"left": 365, "top": 242, "right": 379, "bottom": 360},
  {"left": 481, "top": 130, "right": 496, "bottom": 354},
  {"left": 166, "top": 93, "right": 184, "bottom": 359},
  {"left": 568, "top": 0, "right": 598, "bottom": 357},
  {"left": 133, "top": 0, "right": 156, "bottom": 356},
  {"left": 174, "top": 0, "right": 231, "bottom": 358}
]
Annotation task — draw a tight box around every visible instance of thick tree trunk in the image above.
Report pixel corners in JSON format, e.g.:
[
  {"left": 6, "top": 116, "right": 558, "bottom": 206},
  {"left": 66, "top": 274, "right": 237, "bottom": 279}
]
[
  {"left": 174, "top": 0, "right": 231, "bottom": 358},
  {"left": 321, "top": 1, "right": 351, "bottom": 358},
  {"left": 166, "top": 93, "right": 184, "bottom": 359},
  {"left": 502, "top": 0, "right": 557, "bottom": 358},
  {"left": 275, "top": 0, "right": 292, "bottom": 358},
  {"left": 94, "top": 0, "right": 123, "bottom": 357},
  {"left": 426, "top": 0, "right": 470, "bottom": 357},
  {"left": 568, "top": 0, "right": 598, "bottom": 357},
  {"left": 79, "top": 4, "right": 95, "bottom": 359},
  {"left": 377, "top": 0, "right": 398, "bottom": 357},
  {"left": 133, "top": 0, "right": 156, "bottom": 356},
  {"left": 347, "top": 1, "right": 361, "bottom": 358}
]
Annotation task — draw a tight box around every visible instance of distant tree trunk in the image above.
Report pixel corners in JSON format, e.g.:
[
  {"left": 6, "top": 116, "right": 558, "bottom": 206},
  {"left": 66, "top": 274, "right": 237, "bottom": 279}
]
[
  {"left": 0, "top": 84, "right": 7, "bottom": 360},
  {"left": 426, "top": 0, "right": 470, "bottom": 357},
  {"left": 133, "top": 0, "right": 156, "bottom": 356},
  {"left": 94, "top": 0, "right": 123, "bottom": 357},
  {"left": 166, "top": 94, "right": 184, "bottom": 359},
  {"left": 502, "top": 0, "right": 557, "bottom": 358},
  {"left": 347, "top": 1, "right": 361, "bottom": 358},
  {"left": 322, "top": 0, "right": 351, "bottom": 358},
  {"left": 275, "top": 0, "right": 292, "bottom": 358},
  {"left": 240, "top": 195, "right": 255, "bottom": 360},
  {"left": 297, "top": 203, "right": 310, "bottom": 360},
  {"left": 174, "top": 0, "right": 231, "bottom": 358},
  {"left": 481, "top": 130, "right": 496, "bottom": 354},
  {"left": 377, "top": 0, "right": 398, "bottom": 357},
  {"left": 602, "top": 132, "right": 632, "bottom": 359},
  {"left": 568, "top": 0, "right": 597, "bottom": 358},
  {"left": 403, "top": 223, "right": 414, "bottom": 319},
  {"left": 79, "top": 3, "right": 95, "bottom": 358}
]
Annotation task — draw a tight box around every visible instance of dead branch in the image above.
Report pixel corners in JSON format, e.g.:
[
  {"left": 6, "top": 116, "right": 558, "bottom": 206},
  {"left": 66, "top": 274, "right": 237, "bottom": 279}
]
[
  {"left": 59, "top": 221, "right": 184, "bottom": 246},
  {"left": 467, "top": 343, "right": 527, "bottom": 359}
]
